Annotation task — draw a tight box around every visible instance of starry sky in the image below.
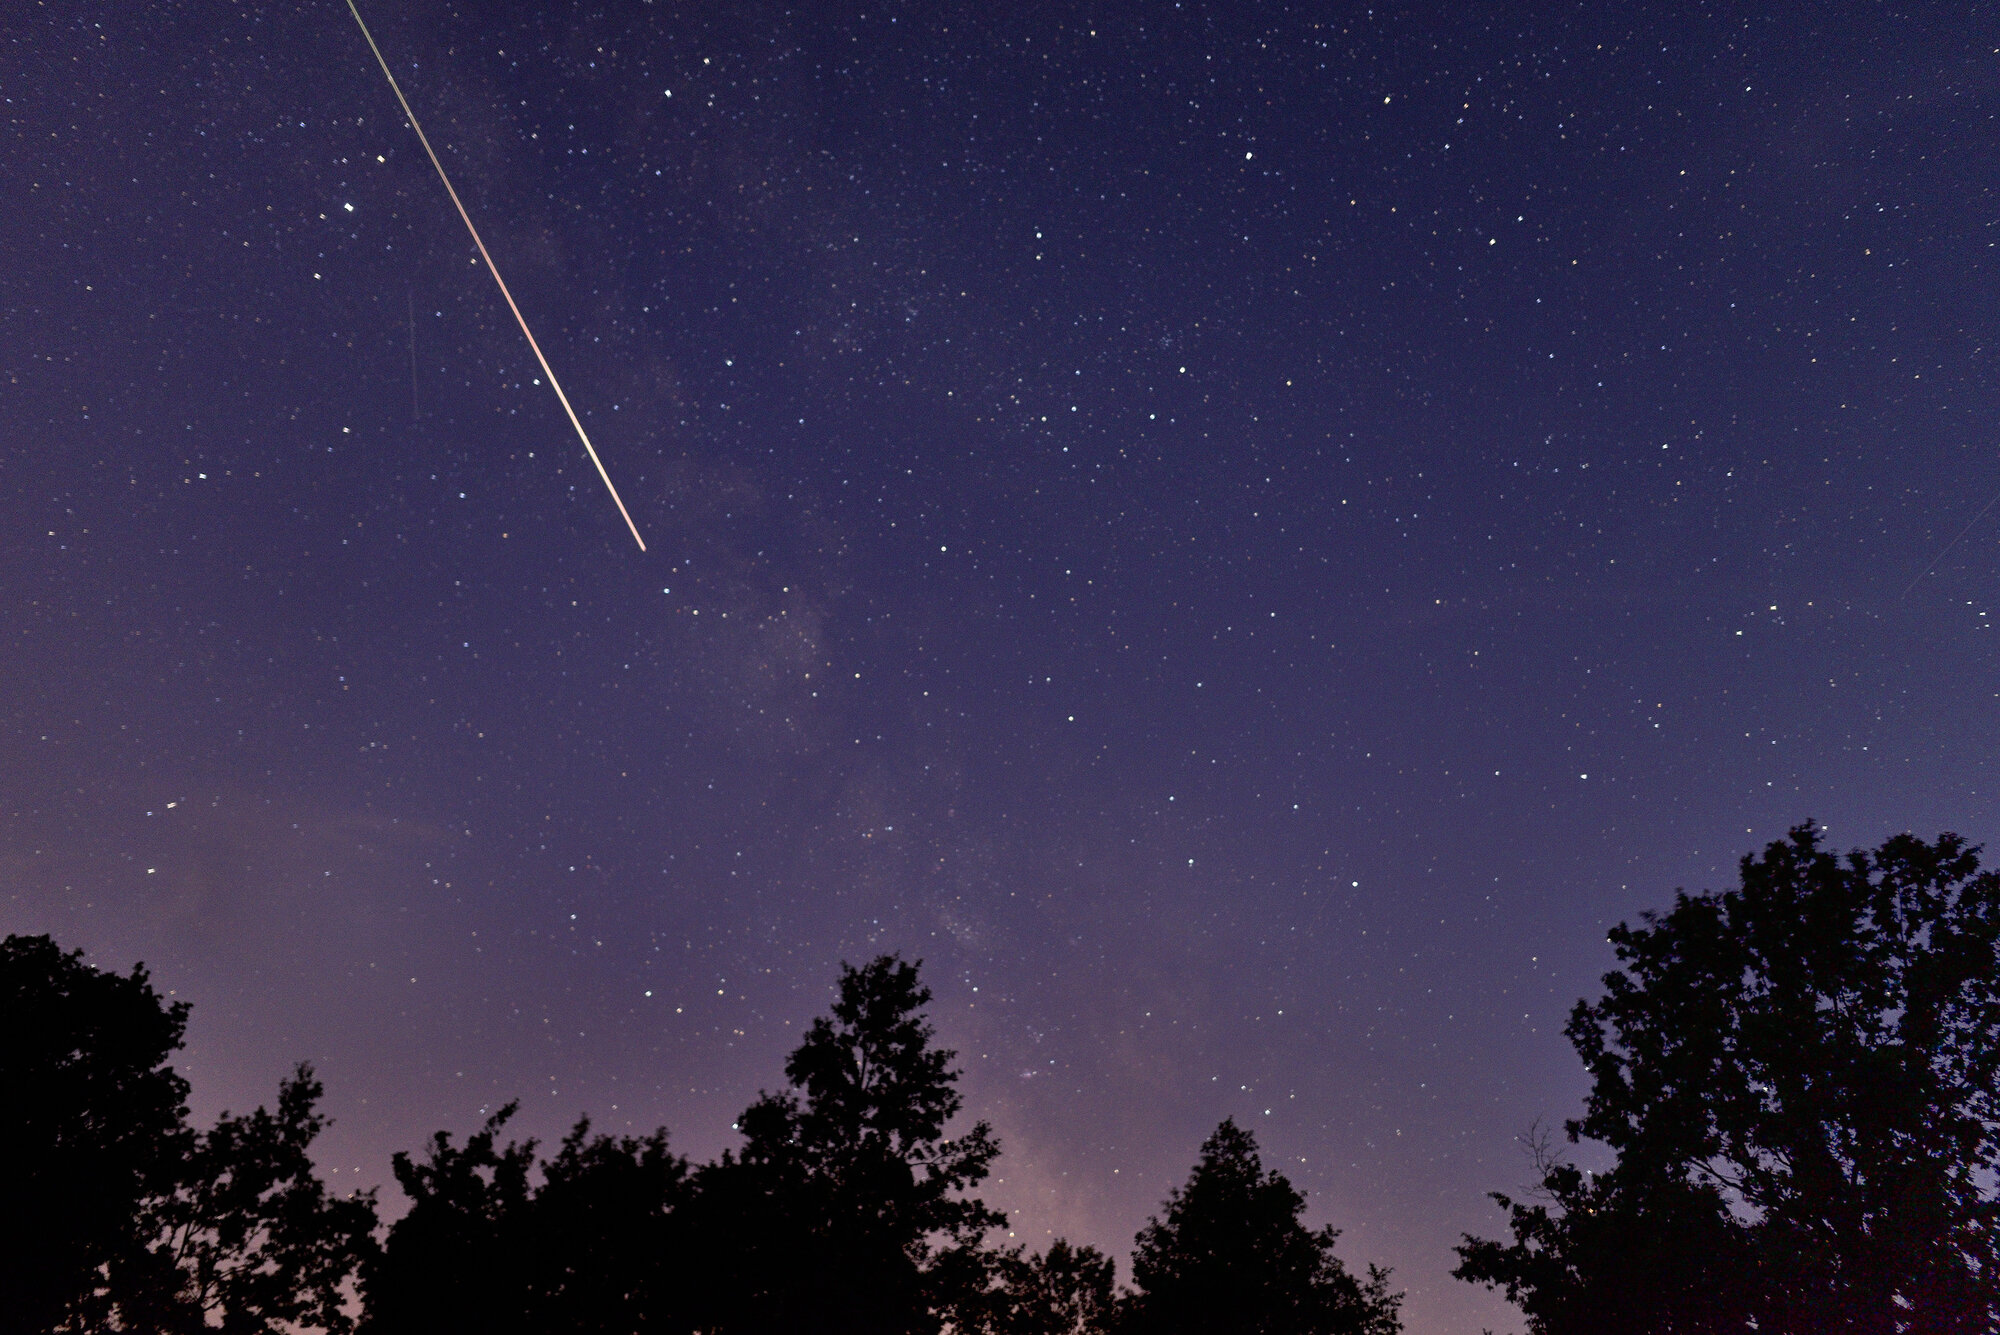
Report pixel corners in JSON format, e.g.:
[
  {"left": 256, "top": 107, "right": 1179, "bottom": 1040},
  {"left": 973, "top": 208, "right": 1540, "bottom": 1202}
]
[{"left": 4, "top": 2, "right": 1996, "bottom": 1330}]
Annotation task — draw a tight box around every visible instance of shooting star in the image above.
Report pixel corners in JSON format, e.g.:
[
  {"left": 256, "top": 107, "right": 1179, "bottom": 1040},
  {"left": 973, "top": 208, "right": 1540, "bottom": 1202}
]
[{"left": 344, "top": 0, "right": 647, "bottom": 552}]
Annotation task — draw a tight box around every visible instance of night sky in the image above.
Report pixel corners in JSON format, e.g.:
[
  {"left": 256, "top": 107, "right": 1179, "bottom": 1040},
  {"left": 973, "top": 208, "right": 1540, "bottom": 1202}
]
[{"left": 4, "top": 3, "right": 1996, "bottom": 1330}]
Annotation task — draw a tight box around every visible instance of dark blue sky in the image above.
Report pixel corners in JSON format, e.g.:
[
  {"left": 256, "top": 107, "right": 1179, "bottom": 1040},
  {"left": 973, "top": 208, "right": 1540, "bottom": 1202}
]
[{"left": 4, "top": 3, "right": 1996, "bottom": 1329}]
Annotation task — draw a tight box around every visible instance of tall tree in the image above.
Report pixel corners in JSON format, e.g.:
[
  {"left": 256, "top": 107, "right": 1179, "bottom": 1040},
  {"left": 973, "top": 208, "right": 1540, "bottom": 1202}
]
[
  {"left": 0, "top": 934, "right": 191, "bottom": 1335},
  {"left": 1120, "top": 1119, "right": 1401, "bottom": 1335},
  {"left": 687, "top": 955, "right": 1004, "bottom": 1335},
  {"left": 1455, "top": 824, "right": 2000, "bottom": 1332}
]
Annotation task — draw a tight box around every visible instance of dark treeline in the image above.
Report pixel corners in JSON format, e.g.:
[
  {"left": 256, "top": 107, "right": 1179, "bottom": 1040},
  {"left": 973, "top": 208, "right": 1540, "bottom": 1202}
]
[
  {"left": 5, "top": 825, "right": 1999, "bottom": 1333},
  {"left": 1, "top": 949, "right": 1397, "bottom": 1335}
]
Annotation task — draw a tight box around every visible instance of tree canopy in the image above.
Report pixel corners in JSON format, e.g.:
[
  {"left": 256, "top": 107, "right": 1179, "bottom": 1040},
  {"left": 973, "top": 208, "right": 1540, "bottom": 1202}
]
[
  {"left": 21, "top": 820, "right": 2000, "bottom": 1333},
  {"left": 120, "top": 1064, "right": 381, "bottom": 1334},
  {"left": 1455, "top": 824, "right": 2000, "bottom": 1332},
  {"left": 362, "top": 954, "right": 1016, "bottom": 1335},
  {"left": 685, "top": 954, "right": 1006, "bottom": 1334},
  {"left": 1122, "top": 1118, "right": 1402, "bottom": 1335},
  {"left": 356, "top": 957, "right": 1401, "bottom": 1335},
  {"left": 4, "top": 935, "right": 1407, "bottom": 1335},
  {"left": 360, "top": 1107, "right": 689, "bottom": 1334},
  {"left": 982, "top": 1239, "right": 1119, "bottom": 1335},
  {"left": 0, "top": 934, "right": 377, "bottom": 1335},
  {"left": 1, "top": 934, "right": 192, "bottom": 1335}
]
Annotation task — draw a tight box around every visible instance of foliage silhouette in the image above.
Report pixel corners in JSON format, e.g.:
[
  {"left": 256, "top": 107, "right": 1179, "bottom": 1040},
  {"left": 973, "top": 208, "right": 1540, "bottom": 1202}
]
[
  {"left": 530, "top": 1118, "right": 694, "bottom": 1329},
  {"left": 359, "top": 1104, "right": 538, "bottom": 1333},
  {"left": 1452, "top": 1133, "right": 1756, "bottom": 1333},
  {"left": 116, "top": 1065, "right": 381, "bottom": 1334},
  {"left": 0, "top": 934, "right": 376, "bottom": 1335},
  {"left": 1, "top": 934, "right": 192, "bottom": 1335},
  {"left": 1120, "top": 1118, "right": 1401, "bottom": 1335},
  {"left": 686, "top": 954, "right": 1004, "bottom": 1335},
  {"left": 359, "top": 1105, "right": 689, "bottom": 1334},
  {"left": 1455, "top": 824, "right": 2000, "bottom": 1332},
  {"left": 981, "top": 1239, "right": 1119, "bottom": 1335}
]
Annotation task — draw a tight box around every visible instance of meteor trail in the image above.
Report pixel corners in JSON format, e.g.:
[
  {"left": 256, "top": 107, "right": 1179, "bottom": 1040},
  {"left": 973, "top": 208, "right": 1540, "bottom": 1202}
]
[{"left": 344, "top": 0, "right": 647, "bottom": 552}]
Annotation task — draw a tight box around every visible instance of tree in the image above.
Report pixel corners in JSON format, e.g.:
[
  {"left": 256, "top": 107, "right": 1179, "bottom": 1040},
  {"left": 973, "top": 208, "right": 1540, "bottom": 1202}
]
[
  {"left": 115, "top": 1065, "right": 381, "bottom": 1334},
  {"left": 1, "top": 934, "right": 192, "bottom": 1335},
  {"left": 363, "top": 955, "right": 1004, "bottom": 1334},
  {"left": 1452, "top": 1134, "right": 1756, "bottom": 1334},
  {"left": 686, "top": 955, "right": 1005, "bottom": 1335},
  {"left": 526, "top": 1117, "right": 693, "bottom": 1330},
  {"left": 984, "top": 1240, "right": 1118, "bottom": 1335},
  {"left": 1120, "top": 1119, "right": 1402, "bottom": 1335},
  {"left": 929, "top": 1237, "right": 1116, "bottom": 1335},
  {"left": 359, "top": 1105, "right": 540, "bottom": 1334},
  {"left": 1455, "top": 824, "right": 2000, "bottom": 1332},
  {"left": 1, "top": 934, "right": 377, "bottom": 1335},
  {"left": 359, "top": 1106, "right": 690, "bottom": 1334}
]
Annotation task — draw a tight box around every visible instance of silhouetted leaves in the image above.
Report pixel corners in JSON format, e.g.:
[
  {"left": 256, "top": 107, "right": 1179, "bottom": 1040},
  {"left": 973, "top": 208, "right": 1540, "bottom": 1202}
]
[
  {"left": 1452, "top": 1154, "right": 1755, "bottom": 1334},
  {"left": 360, "top": 1107, "right": 689, "bottom": 1334},
  {"left": 0, "top": 934, "right": 376, "bottom": 1335},
  {"left": 1122, "top": 1119, "right": 1402, "bottom": 1335},
  {"left": 1456, "top": 824, "right": 2000, "bottom": 1332},
  {"left": 531, "top": 1118, "right": 693, "bottom": 1329},
  {"left": 1, "top": 934, "right": 192, "bottom": 1335},
  {"left": 360, "top": 1105, "right": 539, "bottom": 1333},
  {"left": 687, "top": 954, "right": 1005, "bottom": 1335},
  {"left": 984, "top": 1240, "right": 1119, "bottom": 1335},
  {"left": 119, "top": 1065, "right": 381, "bottom": 1334}
]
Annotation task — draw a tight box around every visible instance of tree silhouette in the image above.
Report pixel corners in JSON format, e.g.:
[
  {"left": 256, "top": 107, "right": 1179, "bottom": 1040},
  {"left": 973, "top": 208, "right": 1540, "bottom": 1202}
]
[
  {"left": 686, "top": 954, "right": 1004, "bottom": 1335},
  {"left": 360, "top": 1105, "right": 690, "bottom": 1334},
  {"left": 1, "top": 934, "right": 192, "bottom": 1335},
  {"left": 357, "top": 1105, "right": 536, "bottom": 1333},
  {"left": 1, "top": 934, "right": 376, "bottom": 1335},
  {"left": 1120, "top": 1119, "right": 1401, "bottom": 1335},
  {"left": 978, "top": 1239, "right": 1118, "bottom": 1335},
  {"left": 365, "top": 956, "right": 996, "bottom": 1334},
  {"left": 1452, "top": 1137, "right": 1755, "bottom": 1334},
  {"left": 1456, "top": 824, "right": 2000, "bottom": 1331},
  {"left": 116, "top": 1065, "right": 381, "bottom": 1333},
  {"left": 527, "top": 1117, "right": 693, "bottom": 1330}
]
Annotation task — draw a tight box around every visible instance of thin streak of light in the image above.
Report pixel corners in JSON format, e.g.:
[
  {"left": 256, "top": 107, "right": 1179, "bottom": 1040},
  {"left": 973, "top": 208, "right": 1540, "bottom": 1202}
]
[
  {"left": 407, "top": 284, "right": 419, "bottom": 423},
  {"left": 1902, "top": 484, "right": 2000, "bottom": 599},
  {"left": 344, "top": 0, "right": 647, "bottom": 552}
]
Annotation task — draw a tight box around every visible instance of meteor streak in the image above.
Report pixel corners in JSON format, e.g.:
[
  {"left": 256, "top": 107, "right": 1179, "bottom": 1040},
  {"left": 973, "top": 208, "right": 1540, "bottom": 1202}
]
[{"left": 344, "top": 0, "right": 647, "bottom": 552}]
